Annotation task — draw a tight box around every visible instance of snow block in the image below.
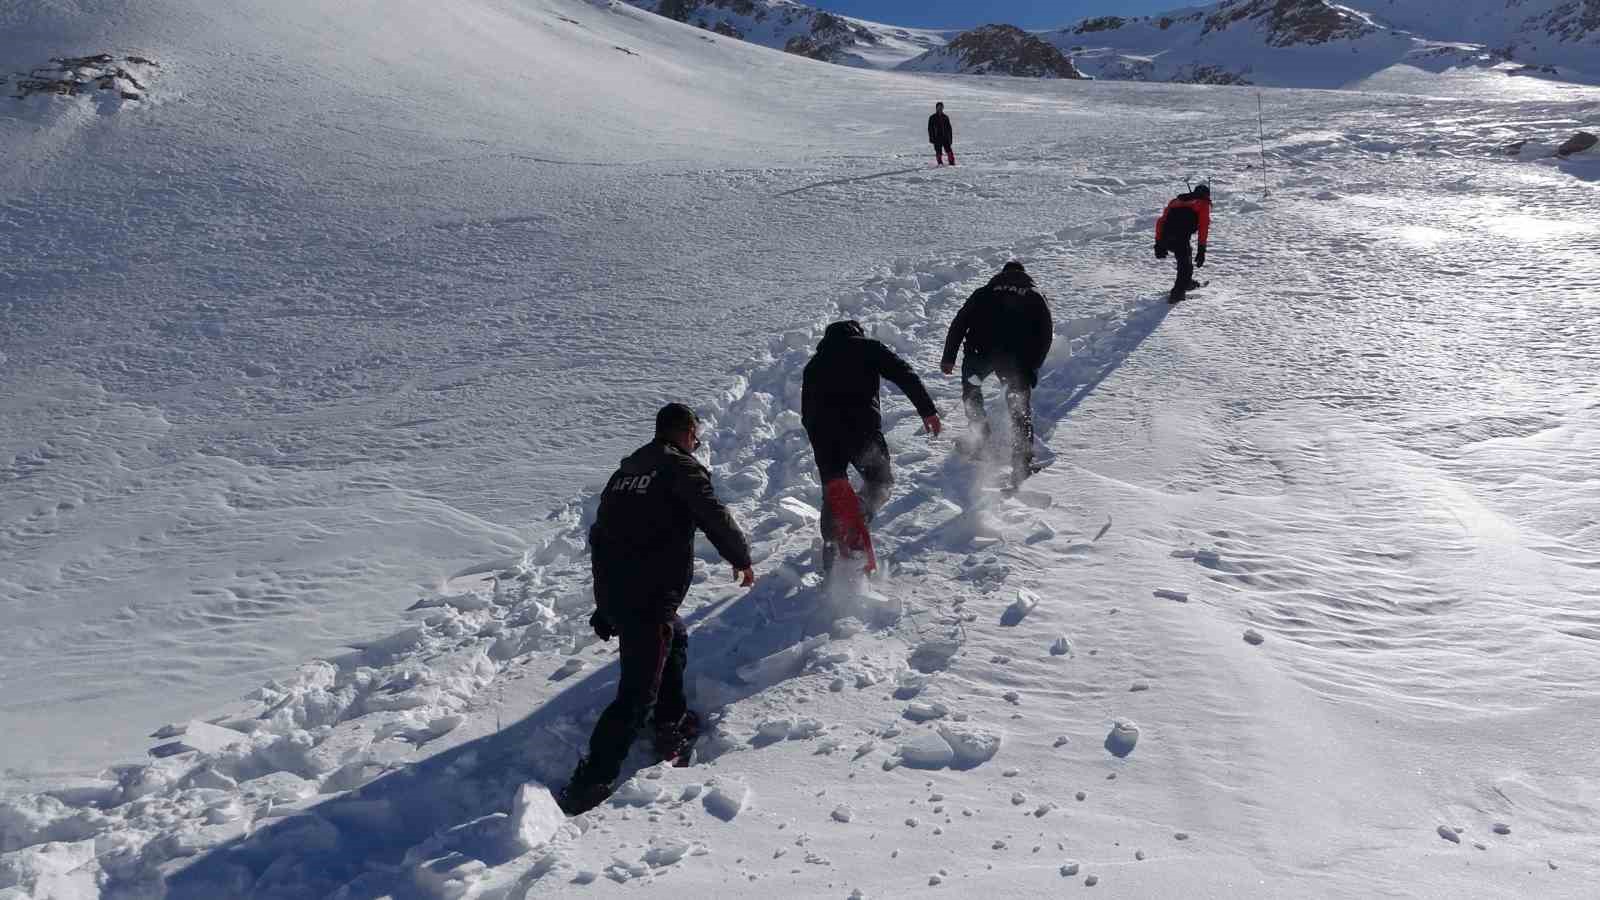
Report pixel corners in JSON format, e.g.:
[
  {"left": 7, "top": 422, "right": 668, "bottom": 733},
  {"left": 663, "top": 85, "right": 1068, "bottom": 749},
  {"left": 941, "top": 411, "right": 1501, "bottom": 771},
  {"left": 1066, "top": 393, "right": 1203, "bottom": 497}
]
[
  {"left": 1001, "top": 590, "right": 1039, "bottom": 626},
  {"left": 643, "top": 836, "right": 696, "bottom": 867},
  {"left": 908, "top": 638, "right": 960, "bottom": 673},
  {"left": 703, "top": 780, "right": 750, "bottom": 821},
  {"left": 899, "top": 731, "right": 956, "bottom": 770},
  {"left": 148, "top": 717, "right": 248, "bottom": 752},
  {"left": 413, "top": 851, "right": 488, "bottom": 899},
  {"left": 736, "top": 635, "right": 829, "bottom": 687},
  {"left": 936, "top": 724, "right": 1001, "bottom": 768},
  {"left": 775, "top": 496, "right": 821, "bottom": 528},
  {"left": 511, "top": 784, "right": 564, "bottom": 851},
  {"left": 903, "top": 701, "right": 949, "bottom": 723},
  {"left": 1105, "top": 720, "right": 1140, "bottom": 758},
  {"left": 0, "top": 838, "right": 98, "bottom": 896},
  {"left": 611, "top": 778, "right": 663, "bottom": 807}
]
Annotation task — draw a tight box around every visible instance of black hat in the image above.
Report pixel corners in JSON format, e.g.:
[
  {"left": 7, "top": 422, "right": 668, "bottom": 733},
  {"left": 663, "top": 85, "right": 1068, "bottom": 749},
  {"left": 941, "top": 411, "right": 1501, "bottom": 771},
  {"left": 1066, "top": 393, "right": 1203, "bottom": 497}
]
[
  {"left": 1002, "top": 260, "right": 1026, "bottom": 273},
  {"left": 1193, "top": 183, "right": 1211, "bottom": 199}
]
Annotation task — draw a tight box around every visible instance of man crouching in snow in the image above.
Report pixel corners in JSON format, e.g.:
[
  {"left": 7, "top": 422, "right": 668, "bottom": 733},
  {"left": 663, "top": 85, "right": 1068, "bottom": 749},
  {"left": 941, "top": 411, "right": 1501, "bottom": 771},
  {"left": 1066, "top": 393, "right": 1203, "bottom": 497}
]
[
  {"left": 802, "top": 321, "right": 941, "bottom": 575},
  {"left": 558, "top": 403, "right": 755, "bottom": 815}
]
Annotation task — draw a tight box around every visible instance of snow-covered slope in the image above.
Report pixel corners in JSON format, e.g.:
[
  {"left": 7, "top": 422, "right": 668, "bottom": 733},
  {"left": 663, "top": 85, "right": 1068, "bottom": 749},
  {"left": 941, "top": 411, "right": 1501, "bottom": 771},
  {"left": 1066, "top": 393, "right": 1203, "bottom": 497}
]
[
  {"left": 897, "top": 24, "right": 1087, "bottom": 80},
  {"left": 1048, "top": 0, "right": 1600, "bottom": 87},
  {"left": 1371, "top": 0, "right": 1600, "bottom": 68},
  {"left": 3, "top": 0, "right": 1600, "bottom": 897},
  {"left": 617, "top": 0, "right": 946, "bottom": 67}
]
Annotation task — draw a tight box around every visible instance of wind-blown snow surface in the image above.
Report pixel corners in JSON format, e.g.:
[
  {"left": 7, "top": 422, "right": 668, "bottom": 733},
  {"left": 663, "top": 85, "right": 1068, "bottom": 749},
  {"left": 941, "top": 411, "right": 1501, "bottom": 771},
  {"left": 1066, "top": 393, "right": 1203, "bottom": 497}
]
[{"left": 4, "top": 0, "right": 1600, "bottom": 896}]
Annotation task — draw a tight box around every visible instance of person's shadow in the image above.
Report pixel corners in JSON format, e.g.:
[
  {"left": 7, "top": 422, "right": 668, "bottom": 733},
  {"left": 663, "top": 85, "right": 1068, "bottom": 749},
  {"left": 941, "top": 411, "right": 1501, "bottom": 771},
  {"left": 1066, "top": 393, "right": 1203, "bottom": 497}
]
[{"left": 159, "top": 560, "right": 831, "bottom": 899}]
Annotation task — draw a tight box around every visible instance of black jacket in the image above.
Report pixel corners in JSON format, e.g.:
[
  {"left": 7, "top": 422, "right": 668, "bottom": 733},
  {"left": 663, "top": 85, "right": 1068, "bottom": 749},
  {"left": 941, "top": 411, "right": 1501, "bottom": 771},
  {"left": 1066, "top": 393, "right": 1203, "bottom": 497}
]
[
  {"left": 588, "top": 439, "right": 751, "bottom": 622},
  {"left": 941, "top": 268, "right": 1054, "bottom": 377},
  {"left": 928, "top": 112, "right": 953, "bottom": 146},
  {"left": 802, "top": 321, "right": 938, "bottom": 446}
]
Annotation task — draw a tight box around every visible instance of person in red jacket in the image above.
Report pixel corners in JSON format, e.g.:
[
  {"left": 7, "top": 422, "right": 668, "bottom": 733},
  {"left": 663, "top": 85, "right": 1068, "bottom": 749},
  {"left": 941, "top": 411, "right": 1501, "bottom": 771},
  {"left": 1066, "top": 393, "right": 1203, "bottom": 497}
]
[
  {"left": 1154, "top": 183, "right": 1211, "bottom": 303},
  {"left": 928, "top": 102, "right": 955, "bottom": 166}
]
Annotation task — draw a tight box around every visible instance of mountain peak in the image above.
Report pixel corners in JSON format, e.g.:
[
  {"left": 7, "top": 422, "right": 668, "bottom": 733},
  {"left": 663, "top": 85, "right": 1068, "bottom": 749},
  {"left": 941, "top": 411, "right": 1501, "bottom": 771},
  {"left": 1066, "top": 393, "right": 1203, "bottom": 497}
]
[{"left": 899, "top": 23, "right": 1086, "bottom": 79}]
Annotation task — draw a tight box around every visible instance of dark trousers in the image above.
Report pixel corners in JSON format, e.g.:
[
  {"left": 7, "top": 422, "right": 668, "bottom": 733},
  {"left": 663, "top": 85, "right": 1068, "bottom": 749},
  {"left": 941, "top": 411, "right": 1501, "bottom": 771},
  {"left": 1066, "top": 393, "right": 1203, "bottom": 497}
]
[
  {"left": 813, "top": 431, "right": 892, "bottom": 561},
  {"left": 934, "top": 143, "right": 954, "bottom": 165},
  {"left": 581, "top": 616, "right": 687, "bottom": 784},
  {"left": 1169, "top": 239, "right": 1195, "bottom": 296},
  {"left": 961, "top": 357, "right": 1034, "bottom": 475}
]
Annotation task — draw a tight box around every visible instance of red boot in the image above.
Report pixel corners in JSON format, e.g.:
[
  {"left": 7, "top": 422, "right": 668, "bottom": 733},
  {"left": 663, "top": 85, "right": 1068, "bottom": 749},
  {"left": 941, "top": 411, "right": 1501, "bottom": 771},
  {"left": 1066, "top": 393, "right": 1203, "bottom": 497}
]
[{"left": 823, "top": 478, "right": 877, "bottom": 574}]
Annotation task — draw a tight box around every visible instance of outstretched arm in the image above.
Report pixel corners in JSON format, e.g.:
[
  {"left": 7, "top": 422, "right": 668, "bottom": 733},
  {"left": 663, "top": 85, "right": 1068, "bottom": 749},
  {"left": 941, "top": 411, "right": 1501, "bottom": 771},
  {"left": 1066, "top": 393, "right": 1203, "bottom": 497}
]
[
  {"left": 941, "top": 295, "right": 976, "bottom": 372},
  {"left": 670, "top": 456, "right": 752, "bottom": 569},
  {"left": 876, "top": 342, "right": 938, "bottom": 419}
]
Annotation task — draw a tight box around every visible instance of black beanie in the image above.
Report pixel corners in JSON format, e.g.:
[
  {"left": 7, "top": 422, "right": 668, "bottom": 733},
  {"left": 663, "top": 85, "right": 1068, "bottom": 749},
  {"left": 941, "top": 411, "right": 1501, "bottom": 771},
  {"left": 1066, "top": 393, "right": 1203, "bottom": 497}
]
[{"left": 655, "top": 402, "right": 698, "bottom": 438}]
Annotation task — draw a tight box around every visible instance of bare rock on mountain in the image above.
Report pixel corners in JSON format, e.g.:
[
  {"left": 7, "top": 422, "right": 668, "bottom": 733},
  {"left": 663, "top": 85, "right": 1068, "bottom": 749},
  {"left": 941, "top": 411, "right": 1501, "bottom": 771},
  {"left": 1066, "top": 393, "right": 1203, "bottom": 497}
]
[
  {"left": 899, "top": 24, "right": 1086, "bottom": 79},
  {"left": 1202, "top": 0, "right": 1376, "bottom": 47},
  {"left": 622, "top": 0, "right": 934, "bottom": 68}
]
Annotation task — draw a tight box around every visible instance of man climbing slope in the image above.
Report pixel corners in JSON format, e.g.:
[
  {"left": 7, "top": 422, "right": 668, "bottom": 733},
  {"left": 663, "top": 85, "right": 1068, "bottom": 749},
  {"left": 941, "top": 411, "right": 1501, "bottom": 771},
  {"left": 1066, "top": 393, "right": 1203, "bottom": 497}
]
[
  {"left": 802, "top": 321, "right": 941, "bottom": 575},
  {"left": 1154, "top": 183, "right": 1212, "bottom": 303},
  {"left": 941, "top": 260, "right": 1053, "bottom": 488},
  {"left": 558, "top": 403, "right": 755, "bottom": 815}
]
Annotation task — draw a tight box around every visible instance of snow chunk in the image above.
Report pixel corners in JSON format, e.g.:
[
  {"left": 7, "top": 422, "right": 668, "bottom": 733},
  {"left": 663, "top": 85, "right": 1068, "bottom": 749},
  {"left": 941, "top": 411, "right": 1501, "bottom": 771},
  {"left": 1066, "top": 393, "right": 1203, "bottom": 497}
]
[
  {"left": 1153, "top": 589, "right": 1188, "bottom": 603},
  {"left": 644, "top": 836, "right": 697, "bottom": 867},
  {"left": 510, "top": 784, "right": 564, "bottom": 852},
  {"left": 611, "top": 778, "right": 663, "bottom": 807},
  {"left": 0, "top": 839, "right": 98, "bottom": 897},
  {"left": 1001, "top": 589, "right": 1040, "bottom": 626},
  {"left": 1437, "top": 825, "right": 1461, "bottom": 844},
  {"left": 1243, "top": 629, "right": 1265, "bottom": 645},
  {"left": 737, "top": 635, "right": 829, "bottom": 687},
  {"left": 899, "top": 731, "right": 956, "bottom": 770},
  {"left": 703, "top": 780, "right": 750, "bottom": 821},
  {"left": 937, "top": 723, "right": 1001, "bottom": 768},
  {"left": 903, "top": 702, "right": 949, "bottom": 723},
  {"left": 908, "top": 638, "right": 960, "bottom": 673},
  {"left": 775, "top": 497, "right": 821, "bottom": 528},
  {"left": 1105, "top": 720, "right": 1140, "bottom": 758},
  {"left": 831, "top": 805, "right": 854, "bottom": 823}
]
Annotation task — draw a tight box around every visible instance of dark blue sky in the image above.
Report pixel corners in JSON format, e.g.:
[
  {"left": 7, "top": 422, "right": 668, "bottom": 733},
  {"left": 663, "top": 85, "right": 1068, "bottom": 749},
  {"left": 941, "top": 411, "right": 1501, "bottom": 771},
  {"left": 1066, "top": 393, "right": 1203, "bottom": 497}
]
[{"left": 819, "top": 1, "right": 1176, "bottom": 30}]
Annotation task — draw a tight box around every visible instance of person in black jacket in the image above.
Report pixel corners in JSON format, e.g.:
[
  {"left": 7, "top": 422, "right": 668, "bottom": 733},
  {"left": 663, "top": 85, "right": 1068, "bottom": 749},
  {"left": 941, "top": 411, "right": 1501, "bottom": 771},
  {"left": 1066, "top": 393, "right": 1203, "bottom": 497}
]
[
  {"left": 941, "top": 261, "right": 1054, "bottom": 486},
  {"left": 802, "top": 321, "right": 941, "bottom": 573},
  {"left": 558, "top": 403, "right": 755, "bottom": 815},
  {"left": 928, "top": 101, "right": 955, "bottom": 167}
]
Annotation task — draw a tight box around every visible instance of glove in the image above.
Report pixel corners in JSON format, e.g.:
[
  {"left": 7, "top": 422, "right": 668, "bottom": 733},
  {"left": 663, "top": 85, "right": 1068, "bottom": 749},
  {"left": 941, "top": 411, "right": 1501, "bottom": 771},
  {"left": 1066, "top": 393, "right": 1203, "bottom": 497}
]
[
  {"left": 1154, "top": 245, "right": 1168, "bottom": 260},
  {"left": 940, "top": 362, "right": 954, "bottom": 376},
  {"left": 923, "top": 414, "right": 943, "bottom": 437},
  {"left": 1025, "top": 369, "right": 1039, "bottom": 390},
  {"left": 1195, "top": 244, "right": 1207, "bottom": 267},
  {"left": 733, "top": 565, "right": 756, "bottom": 588},
  {"left": 589, "top": 609, "right": 616, "bottom": 641}
]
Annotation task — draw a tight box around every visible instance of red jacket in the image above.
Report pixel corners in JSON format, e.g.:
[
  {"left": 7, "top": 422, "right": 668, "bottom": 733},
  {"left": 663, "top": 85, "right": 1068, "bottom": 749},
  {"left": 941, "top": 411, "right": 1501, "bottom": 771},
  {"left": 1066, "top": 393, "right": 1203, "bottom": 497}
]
[{"left": 1155, "top": 194, "right": 1211, "bottom": 246}]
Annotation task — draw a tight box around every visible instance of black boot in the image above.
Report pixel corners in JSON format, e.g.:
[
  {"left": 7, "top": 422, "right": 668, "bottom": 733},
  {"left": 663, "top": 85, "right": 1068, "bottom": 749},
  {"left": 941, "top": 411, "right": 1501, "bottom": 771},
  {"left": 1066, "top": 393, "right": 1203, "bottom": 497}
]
[
  {"left": 556, "top": 756, "right": 614, "bottom": 815},
  {"left": 654, "top": 710, "right": 701, "bottom": 763}
]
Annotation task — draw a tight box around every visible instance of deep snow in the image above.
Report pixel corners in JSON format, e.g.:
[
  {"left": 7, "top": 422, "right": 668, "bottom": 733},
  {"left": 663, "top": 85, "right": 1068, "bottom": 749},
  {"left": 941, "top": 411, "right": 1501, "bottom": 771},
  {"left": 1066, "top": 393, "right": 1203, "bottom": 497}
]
[{"left": 3, "top": 0, "right": 1600, "bottom": 897}]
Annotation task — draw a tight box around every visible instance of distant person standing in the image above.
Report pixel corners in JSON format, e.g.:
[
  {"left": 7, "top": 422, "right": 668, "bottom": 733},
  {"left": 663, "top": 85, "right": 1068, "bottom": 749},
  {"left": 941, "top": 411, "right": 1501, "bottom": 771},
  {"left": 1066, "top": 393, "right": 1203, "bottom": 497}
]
[
  {"left": 941, "top": 261, "right": 1053, "bottom": 488},
  {"left": 558, "top": 403, "right": 755, "bottom": 815},
  {"left": 928, "top": 101, "right": 955, "bottom": 166},
  {"left": 1154, "top": 183, "right": 1211, "bottom": 303}
]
